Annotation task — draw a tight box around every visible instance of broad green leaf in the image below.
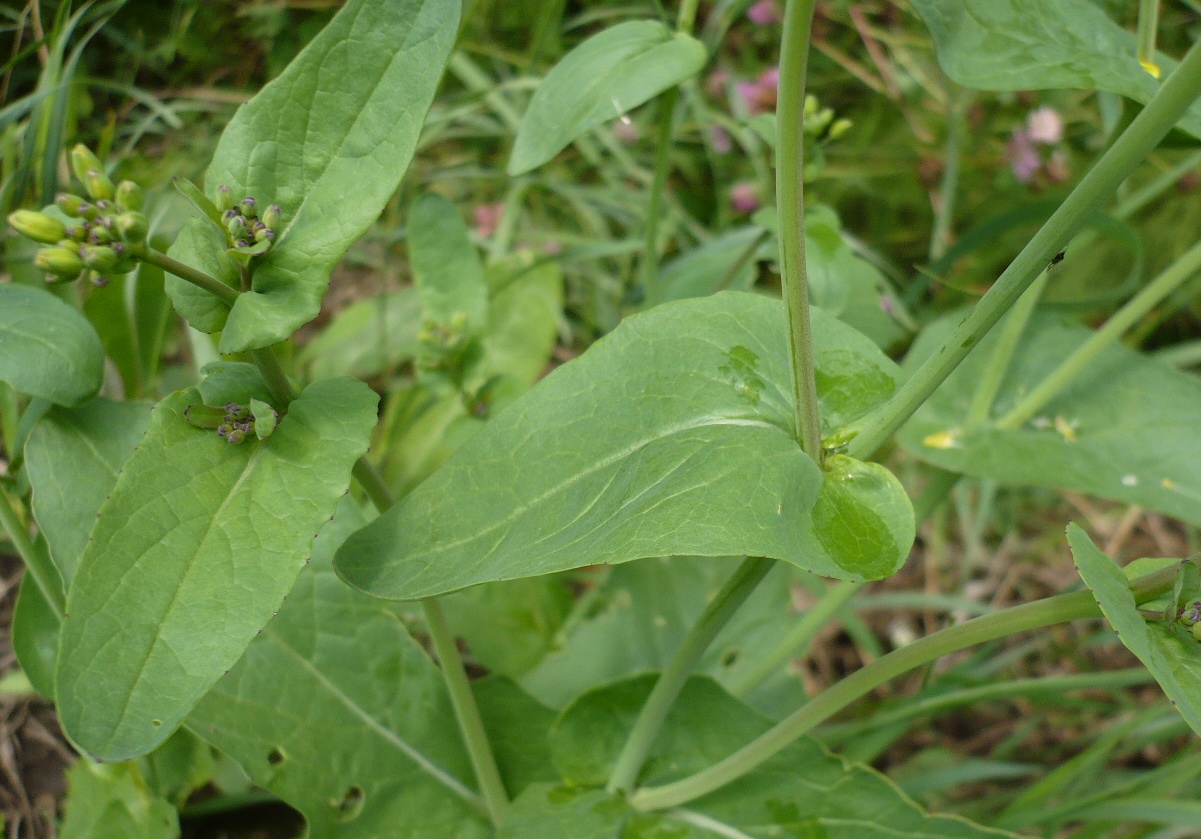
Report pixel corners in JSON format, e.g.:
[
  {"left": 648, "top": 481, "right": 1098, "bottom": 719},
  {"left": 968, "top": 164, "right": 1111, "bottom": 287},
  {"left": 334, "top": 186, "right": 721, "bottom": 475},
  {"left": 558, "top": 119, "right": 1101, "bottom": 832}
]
[
  {"left": 12, "top": 571, "right": 59, "bottom": 697},
  {"left": 443, "top": 577, "right": 574, "bottom": 678},
  {"left": 506, "top": 676, "right": 1011, "bottom": 838},
  {"left": 59, "top": 760, "right": 178, "bottom": 839},
  {"left": 195, "top": 360, "right": 274, "bottom": 408},
  {"left": 163, "top": 218, "right": 238, "bottom": 334},
  {"left": 898, "top": 310, "right": 1201, "bottom": 527},
  {"left": 300, "top": 287, "right": 422, "bottom": 380},
  {"left": 0, "top": 283, "right": 103, "bottom": 407},
  {"left": 56, "top": 377, "right": 378, "bottom": 760},
  {"left": 479, "top": 255, "right": 563, "bottom": 389},
  {"left": 1068, "top": 525, "right": 1201, "bottom": 736},
  {"left": 188, "top": 503, "right": 554, "bottom": 837},
  {"left": 521, "top": 557, "right": 807, "bottom": 714},
  {"left": 336, "top": 292, "right": 907, "bottom": 601},
  {"left": 657, "top": 226, "right": 765, "bottom": 303},
  {"left": 24, "top": 398, "right": 153, "bottom": 583},
  {"left": 186, "top": 0, "right": 459, "bottom": 353},
  {"left": 138, "top": 729, "right": 215, "bottom": 809},
  {"left": 410, "top": 193, "right": 488, "bottom": 339},
  {"left": 508, "top": 20, "right": 707, "bottom": 175},
  {"left": 911, "top": 0, "right": 1201, "bottom": 139}
]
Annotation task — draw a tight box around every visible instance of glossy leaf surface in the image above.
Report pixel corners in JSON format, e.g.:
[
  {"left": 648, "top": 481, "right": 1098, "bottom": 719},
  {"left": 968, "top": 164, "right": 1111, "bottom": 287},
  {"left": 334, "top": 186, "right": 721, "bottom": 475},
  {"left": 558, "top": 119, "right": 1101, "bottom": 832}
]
[
  {"left": 1068, "top": 525, "right": 1201, "bottom": 736},
  {"left": 509, "top": 20, "right": 707, "bottom": 175},
  {"left": 898, "top": 311, "right": 1201, "bottom": 527},
  {"left": 503, "top": 676, "right": 1011, "bottom": 838},
  {"left": 188, "top": 504, "right": 554, "bottom": 837},
  {"left": 170, "top": 0, "right": 458, "bottom": 352},
  {"left": 0, "top": 283, "right": 103, "bottom": 406},
  {"left": 337, "top": 292, "right": 907, "bottom": 600},
  {"left": 56, "top": 377, "right": 378, "bottom": 760},
  {"left": 25, "top": 398, "right": 153, "bottom": 583},
  {"left": 911, "top": 0, "right": 1201, "bottom": 138}
]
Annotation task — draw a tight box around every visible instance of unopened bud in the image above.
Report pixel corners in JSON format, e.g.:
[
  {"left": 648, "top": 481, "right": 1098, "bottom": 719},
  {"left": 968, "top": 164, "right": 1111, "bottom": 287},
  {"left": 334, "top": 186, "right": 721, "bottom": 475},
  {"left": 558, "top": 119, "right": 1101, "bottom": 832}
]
[
  {"left": 8, "top": 209, "right": 67, "bottom": 244},
  {"left": 226, "top": 215, "right": 247, "bottom": 239},
  {"left": 116, "top": 211, "right": 148, "bottom": 242},
  {"left": 88, "top": 226, "right": 113, "bottom": 245},
  {"left": 115, "top": 180, "right": 143, "bottom": 212},
  {"left": 70, "top": 144, "right": 103, "bottom": 185},
  {"left": 261, "top": 204, "right": 281, "bottom": 230},
  {"left": 55, "top": 192, "right": 85, "bottom": 217},
  {"left": 64, "top": 225, "right": 86, "bottom": 242},
  {"left": 35, "top": 246, "right": 84, "bottom": 278},
  {"left": 85, "top": 168, "right": 115, "bottom": 201},
  {"left": 224, "top": 428, "right": 246, "bottom": 444},
  {"left": 77, "top": 202, "right": 98, "bottom": 222},
  {"left": 254, "top": 227, "right": 275, "bottom": 243},
  {"left": 239, "top": 197, "right": 257, "bottom": 218},
  {"left": 216, "top": 185, "right": 234, "bottom": 213},
  {"left": 80, "top": 244, "right": 120, "bottom": 273},
  {"left": 1193, "top": 622, "right": 1201, "bottom": 642}
]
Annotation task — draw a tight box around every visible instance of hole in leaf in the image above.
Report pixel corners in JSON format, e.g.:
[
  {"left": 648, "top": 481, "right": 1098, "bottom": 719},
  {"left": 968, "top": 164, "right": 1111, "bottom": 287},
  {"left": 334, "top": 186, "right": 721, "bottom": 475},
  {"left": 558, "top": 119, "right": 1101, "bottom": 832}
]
[
  {"left": 150, "top": 719, "right": 162, "bottom": 727},
  {"left": 336, "top": 785, "right": 365, "bottom": 822},
  {"left": 267, "top": 747, "right": 286, "bottom": 767},
  {"left": 720, "top": 648, "right": 740, "bottom": 668}
]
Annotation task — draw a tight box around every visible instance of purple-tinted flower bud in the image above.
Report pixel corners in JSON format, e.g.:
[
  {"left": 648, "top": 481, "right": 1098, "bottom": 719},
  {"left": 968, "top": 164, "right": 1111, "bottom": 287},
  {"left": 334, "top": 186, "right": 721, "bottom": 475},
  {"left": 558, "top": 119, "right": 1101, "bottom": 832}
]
[
  {"left": 240, "top": 197, "right": 257, "bottom": 218},
  {"left": 216, "top": 184, "right": 234, "bottom": 213}
]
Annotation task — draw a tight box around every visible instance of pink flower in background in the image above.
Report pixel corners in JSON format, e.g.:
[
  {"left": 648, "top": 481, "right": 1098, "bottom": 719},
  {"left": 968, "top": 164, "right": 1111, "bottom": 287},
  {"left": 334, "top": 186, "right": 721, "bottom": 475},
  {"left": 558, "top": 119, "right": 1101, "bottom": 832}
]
[
  {"left": 706, "top": 67, "right": 730, "bottom": 98},
  {"left": 1006, "top": 129, "right": 1040, "bottom": 183},
  {"left": 710, "top": 125, "right": 733, "bottom": 154},
  {"left": 737, "top": 66, "right": 780, "bottom": 115},
  {"left": 473, "top": 202, "right": 505, "bottom": 238},
  {"left": 1045, "top": 149, "right": 1070, "bottom": 183},
  {"left": 1026, "top": 106, "right": 1063, "bottom": 145},
  {"left": 729, "top": 182, "right": 760, "bottom": 214},
  {"left": 747, "top": 0, "right": 782, "bottom": 25},
  {"left": 612, "top": 119, "right": 639, "bottom": 144}
]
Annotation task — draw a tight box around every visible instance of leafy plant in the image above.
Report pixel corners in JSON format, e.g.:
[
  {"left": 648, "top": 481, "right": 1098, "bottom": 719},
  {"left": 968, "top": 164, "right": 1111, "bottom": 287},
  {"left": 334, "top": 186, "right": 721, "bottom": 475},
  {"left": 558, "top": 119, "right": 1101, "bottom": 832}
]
[{"left": 3, "top": 0, "right": 1201, "bottom": 835}]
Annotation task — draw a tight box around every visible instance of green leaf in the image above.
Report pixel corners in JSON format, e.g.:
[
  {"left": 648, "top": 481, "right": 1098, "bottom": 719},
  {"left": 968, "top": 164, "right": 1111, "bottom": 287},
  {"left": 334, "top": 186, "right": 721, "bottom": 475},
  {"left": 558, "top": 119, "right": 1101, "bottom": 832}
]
[
  {"left": 910, "top": 0, "right": 1201, "bottom": 139},
  {"left": 188, "top": 503, "right": 553, "bottom": 837},
  {"left": 506, "top": 676, "right": 1012, "bottom": 838},
  {"left": 138, "top": 729, "right": 215, "bottom": 809},
  {"left": 657, "top": 226, "right": 765, "bottom": 303},
  {"left": 898, "top": 310, "right": 1201, "bottom": 527},
  {"left": 479, "top": 255, "right": 563, "bottom": 388},
  {"left": 299, "top": 287, "right": 422, "bottom": 380},
  {"left": 336, "top": 292, "right": 907, "bottom": 601},
  {"left": 521, "top": 557, "right": 806, "bottom": 713},
  {"left": 0, "top": 283, "right": 103, "bottom": 407},
  {"left": 410, "top": 192, "right": 489, "bottom": 339},
  {"left": 24, "top": 398, "right": 153, "bottom": 583},
  {"left": 508, "top": 20, "right": 708, "bottom": 176},
  {"left": 55, "top": 377, "right": 378, "bottom": 760},
  {"left": 59, "top": 760, "right": 178, "bottom": 839},
  {"left": 172, "top": 177, "right": 224, "bottom": 228},
  {"left": 1067, "top": 525, "right": 1201, "bottom": 736},
  {"left": 163, "top": 218, "right": 238, "bottom": 334},
  {"left": 193, "top": 0, "right": 459, "bottom": 353},
  {"left": 12, "top": 570, "right": 59, "bottom": 697}
]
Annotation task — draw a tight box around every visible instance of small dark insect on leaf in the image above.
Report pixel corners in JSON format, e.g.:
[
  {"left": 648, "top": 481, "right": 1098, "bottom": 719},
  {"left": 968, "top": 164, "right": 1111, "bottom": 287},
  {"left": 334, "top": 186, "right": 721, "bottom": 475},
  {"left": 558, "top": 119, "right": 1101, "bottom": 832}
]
[{"left": 1050, "top": 250, "right": 1066, "bottom": 266}]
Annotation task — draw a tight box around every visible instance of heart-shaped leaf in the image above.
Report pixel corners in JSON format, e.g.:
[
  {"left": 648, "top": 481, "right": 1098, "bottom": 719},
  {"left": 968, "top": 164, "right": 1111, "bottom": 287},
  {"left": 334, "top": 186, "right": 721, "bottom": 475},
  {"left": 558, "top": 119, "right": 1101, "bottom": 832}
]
[
  {"left": 0, "top": 283, "right": 103, "bottom": 407},
  {"left": 56, "top": 377, "right": 378, "bottom": 760},
  {"left": 508, "top": 20, "right": 707, "bottom": 175},
  {"left": 336, "top": 292, "right": 909, "bottom": 601}
]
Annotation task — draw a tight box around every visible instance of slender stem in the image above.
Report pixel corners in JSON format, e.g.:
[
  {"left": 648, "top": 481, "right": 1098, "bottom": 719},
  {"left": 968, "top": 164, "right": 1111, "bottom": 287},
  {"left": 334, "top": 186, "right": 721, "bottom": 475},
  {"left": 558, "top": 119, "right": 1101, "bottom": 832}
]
[
  {"left": 606, "top": 556, "right": 775, "bottom": 794},
  {"left": 845, "top": 39, "right": 1201, "bottom": 461},
  {"left": 249, "top": 347, "right": 296, "bottom": 406},
  {"left": 998, "top": 237, "right": 1201, "bottom": 430},
  {"left": 776, "top": 0, "right": 823, "bottom": 459},
  {"left": 424, "top": 598, "right": 509, "bottom": 825},
  {"left": 965, "top": 271, "right": 1048, "bottom": 428},
  {"left": 928, "top": 89, "right": 963, "bottom": 263},
  {"left": 0, "top": 485, "right": 64, "bottom": 620},
  {"left": 629, "top": 565, "right": 1179, "bottom": 811},
  {"left": 1137, "top": 0, "right": 1162, "bottom": 78},
  {"left": 1113, "top": 149, "right": 1201, "bottom": 219},
  {"left": 640, "top": 87, "right": 680, "bottom": 306},
  {"left": 134, "top": 246, "right": 239, "bottom": 307},
  {"left": 676, "top": 0, "right": 701, "bottom": 33}
]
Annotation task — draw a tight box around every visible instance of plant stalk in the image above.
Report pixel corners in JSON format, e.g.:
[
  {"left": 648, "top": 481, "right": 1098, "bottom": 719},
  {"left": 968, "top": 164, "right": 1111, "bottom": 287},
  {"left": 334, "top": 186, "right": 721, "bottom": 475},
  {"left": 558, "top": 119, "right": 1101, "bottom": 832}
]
[
  {"left": 135, "top": 246, "right": 239, "bottom": 307},
  {"left": 965, "top": 271, "right": 1049, "bottom": 428},
  {"left": 776, "top": 0, "right": 823, "bottom": 459},
  {"left": 0, "top": 485, "right": 64, "bottom": 620},
  {"left": 845, "top": 38, "right": 1201, "bottom": 460},
  {"left": 629, "top": 564, "right": 1179, "bottom": 811},
  {"left": 606, "top": 556, "right": 775, "bottom": 794},
  {"left": 998, "top": 236, "right": 1201, "bottom": 430}
]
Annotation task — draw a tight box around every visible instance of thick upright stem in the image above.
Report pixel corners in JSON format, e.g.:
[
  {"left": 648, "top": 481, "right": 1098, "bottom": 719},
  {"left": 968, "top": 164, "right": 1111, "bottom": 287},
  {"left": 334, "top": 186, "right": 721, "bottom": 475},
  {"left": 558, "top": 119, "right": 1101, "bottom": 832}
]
[
  {"left": 629, "top": 565, "right": 1179, "bottom": 811},
  {"left": 776, "top": 0, "right": 823, "bottom": 459},
  {"left": 846, "top": 38, "right": 1201, "bottom": 460},
  {"left": 606, "top": 556, "right": 775, "bottom": 794}
]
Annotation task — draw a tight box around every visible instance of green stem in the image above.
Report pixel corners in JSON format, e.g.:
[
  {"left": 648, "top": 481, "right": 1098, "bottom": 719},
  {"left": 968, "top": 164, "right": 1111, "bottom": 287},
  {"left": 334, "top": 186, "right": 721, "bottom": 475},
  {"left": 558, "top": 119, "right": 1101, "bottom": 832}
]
[
  {"left": 629, "top": 565, "right": 1179, "bottom": 811},
  {"left": 965, "top": 271, "right": 1048, "bottom": 428},
  {"left": 845, "top": 38, "right": 1201, "bottom": 461},
  {"left": 641, "top": 87, "right": 680, "bottom": 306},
  {"left": 135, "top": 246, "right": 239, "bottom": 307},
  {"left": 928, "top": 90, "right": 963, "bottom": 263},
  {"left": 0, "top": 485, "right": 64, "bottom": 620},
  {"left": 606, "top": 556, "right": 775, "bottom": 794},
  {"left": 998, "top": 235, "right": 1201, "bottom": 430},
  {"left": 676, "top": 0, "right": 701, "bottom": 34},
  {"left": 249, "top": 347, "right": 296, "bottom": 406},
  {"left": 1137, "top": 0, "right": 1162, "bottom": 78},
  {"left": 776, "top": 0, "right": 823, "bottom": 459},
  {"left": 424, "top": 598, "right": 509, "bottom": 825}
]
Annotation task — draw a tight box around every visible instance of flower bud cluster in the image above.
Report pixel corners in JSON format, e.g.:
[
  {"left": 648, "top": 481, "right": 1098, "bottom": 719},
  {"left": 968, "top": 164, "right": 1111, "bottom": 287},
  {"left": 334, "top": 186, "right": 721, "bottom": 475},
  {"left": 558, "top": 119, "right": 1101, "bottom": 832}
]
[
  {"left": 6, "top": 144, "right": 147, "bottom": 287},
  {"left": 1180, "top": 599, "right": 1201, "bottom": 642},
  {"left": 215, "top": 184, "right": 281, "bottom": 256},
  {"left": 183, "top": 400, "right": 279, "bottom": 445}
]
